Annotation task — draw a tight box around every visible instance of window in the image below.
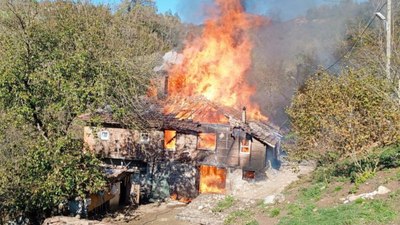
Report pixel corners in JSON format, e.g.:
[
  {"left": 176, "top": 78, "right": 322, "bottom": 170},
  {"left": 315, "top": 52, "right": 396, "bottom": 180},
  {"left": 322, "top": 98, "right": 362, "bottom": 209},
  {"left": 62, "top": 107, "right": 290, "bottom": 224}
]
[
  {"left": 99, "top": 131, "right": 109, "bottom": 141},
  {"left": 240, "top": 135, "right": 252, "bottom": 153},
  {"left": 242, "top": 170, "right": 255, "bottom": 181},
  {"left": 197, "top": 133, "right": 217, "bottom": 151},
  {"left": 139, "top": 133, "right": 150, "bottom": 144},
  {"left": 164, "top": 130, "right": 176, "bottom": 150}
]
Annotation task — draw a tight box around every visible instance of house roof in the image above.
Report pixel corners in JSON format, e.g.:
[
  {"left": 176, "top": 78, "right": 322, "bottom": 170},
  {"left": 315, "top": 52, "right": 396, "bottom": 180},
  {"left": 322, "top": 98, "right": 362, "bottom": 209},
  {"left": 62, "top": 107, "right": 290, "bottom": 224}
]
[
  {"left": 77, "top": 96, "right": 282, "bottom": 148},
  {"left": 161, "top": 96, "right": 282, "bottom": 147}
]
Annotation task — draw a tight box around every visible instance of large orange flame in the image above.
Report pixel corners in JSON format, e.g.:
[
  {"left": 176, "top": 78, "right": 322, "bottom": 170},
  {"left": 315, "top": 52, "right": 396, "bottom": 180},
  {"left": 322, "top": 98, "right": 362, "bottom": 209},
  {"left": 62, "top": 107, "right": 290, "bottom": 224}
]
[
  {"left": 199, "top": 165, "right": 226, "bottom": 194},
  {"left": 167, "top": 0, "right": 267, "bottom": 121}
]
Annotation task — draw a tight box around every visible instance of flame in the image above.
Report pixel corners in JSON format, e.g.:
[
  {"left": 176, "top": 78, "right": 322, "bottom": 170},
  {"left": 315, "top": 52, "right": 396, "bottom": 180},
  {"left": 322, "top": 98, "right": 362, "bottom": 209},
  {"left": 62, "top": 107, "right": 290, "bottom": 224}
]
[
  {"left": 197, "top": 133, "right": 217, "bottom": 150},
  {"left": 170, "top": 193, "right": 192, "bottom": 203},
  {"left": 167, "top": 0, "right": 267, "bottom": 122},
  {"left": 199, "top": 165, "right": 226, "bottom": 194},
  {"left": 243, "top": 170, "right": 255, "bottom": 180},
  {"left": 240, "top": 138, "right": 251, "bottom": 153},
  {"left": 163, "top": 98, "right": 229, "bottom": 124},
  {"left": 164, "top": 130, "right": 176, "bottom": 150}
]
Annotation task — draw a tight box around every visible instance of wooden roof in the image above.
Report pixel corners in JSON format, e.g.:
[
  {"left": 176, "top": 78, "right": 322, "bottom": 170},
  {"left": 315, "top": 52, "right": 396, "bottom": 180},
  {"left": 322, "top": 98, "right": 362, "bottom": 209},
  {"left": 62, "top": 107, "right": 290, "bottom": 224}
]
[
  {"left": 162, "top": 96, "right": 282, "bottom": 147},
  {"left": 77, "top": 96, "right": 282, "bottom": 147}
]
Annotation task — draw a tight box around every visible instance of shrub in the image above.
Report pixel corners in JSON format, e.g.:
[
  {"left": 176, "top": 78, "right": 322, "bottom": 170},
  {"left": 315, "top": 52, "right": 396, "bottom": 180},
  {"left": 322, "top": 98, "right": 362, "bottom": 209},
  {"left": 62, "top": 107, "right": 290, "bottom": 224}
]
[
  {"left": 0, "top": 137, "right": 106, "bottom": 224},
  {"left": 269, "top": 208, "right": 281, "bottom": 217},
  {"left": 286, "top": 70, "right": 400, "bottom": 166},
  {"left": 378, "top": 145, "right": 400, "bottom": 168}
]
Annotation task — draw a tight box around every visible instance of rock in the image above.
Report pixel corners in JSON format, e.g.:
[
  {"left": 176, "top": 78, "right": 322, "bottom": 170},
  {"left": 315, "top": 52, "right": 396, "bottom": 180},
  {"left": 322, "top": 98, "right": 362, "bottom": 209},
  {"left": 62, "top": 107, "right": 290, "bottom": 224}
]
[
  {"left": 115, "top": 213, "right": 124, "bottom": 221},
  {"left": 342, "top": 185, "right": 391, "bottom": 204},
  {"left": 377, "top": 186, "right": 391, "bottom": 195},
  {"left": 275, "top": 194, "right": 286, "bottom": 203},
  {"left": 263, "top": 194, "right": 285, "bottom": 205},
  {"left": 264, "top": 195, "right": 276, "bottom": 205},
  {"left": 347, "top": 194, "right": 359, "bottom": 202}
]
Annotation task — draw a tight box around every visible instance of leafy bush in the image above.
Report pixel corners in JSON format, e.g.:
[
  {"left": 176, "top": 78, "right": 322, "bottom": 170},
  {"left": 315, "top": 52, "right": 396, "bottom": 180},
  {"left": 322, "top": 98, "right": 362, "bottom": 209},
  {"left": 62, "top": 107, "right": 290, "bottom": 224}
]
[
  {"left": 287, "top": 70, "right": 400, "bottom": 165},
  {"left": 311, "top": 144, "right": 400, "bottom": 185},
  {"left": 379, "top": 145, "right": 400, "bottom": 168},
  {"left": 0, "top": 137, "right": 106, "bottom": 224},
  {"left": 269, "top": 208, "right": 281, "bottom": 217}
]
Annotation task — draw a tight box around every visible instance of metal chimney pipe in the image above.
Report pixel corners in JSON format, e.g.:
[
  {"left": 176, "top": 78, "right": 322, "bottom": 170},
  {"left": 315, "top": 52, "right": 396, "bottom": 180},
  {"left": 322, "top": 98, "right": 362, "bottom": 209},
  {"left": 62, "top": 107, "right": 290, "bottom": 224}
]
[
  {"left": 242, "top": 106, "right": 246, "bottom": 123},
  {"left": 164, "top": 73, "right": 169, "bottom": 97}
]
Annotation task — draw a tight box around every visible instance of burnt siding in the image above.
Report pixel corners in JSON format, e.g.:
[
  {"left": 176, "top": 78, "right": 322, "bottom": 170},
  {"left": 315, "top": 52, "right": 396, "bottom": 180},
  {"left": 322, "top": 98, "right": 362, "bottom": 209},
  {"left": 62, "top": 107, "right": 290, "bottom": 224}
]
[
  {"left": 218, "top": 132, "right": 240, "bottom": 167},
  {"left": 249, "top": 140, "right": 267, "bottom": 171}
]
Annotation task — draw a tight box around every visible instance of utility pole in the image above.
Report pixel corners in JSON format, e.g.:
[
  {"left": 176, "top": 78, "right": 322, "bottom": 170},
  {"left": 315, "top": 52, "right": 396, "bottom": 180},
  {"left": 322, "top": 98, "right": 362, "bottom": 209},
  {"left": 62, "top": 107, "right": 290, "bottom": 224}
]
[{"left": 386, "top": 0, "right": 392, "bottom": 81}]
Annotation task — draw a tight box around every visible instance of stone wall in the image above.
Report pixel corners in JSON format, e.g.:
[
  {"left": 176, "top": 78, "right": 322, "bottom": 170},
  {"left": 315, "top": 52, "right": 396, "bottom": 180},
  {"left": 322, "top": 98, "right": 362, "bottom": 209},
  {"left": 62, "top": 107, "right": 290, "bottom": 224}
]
[{"left": 147, "top": 161, "right": 198, "bottom": 200}]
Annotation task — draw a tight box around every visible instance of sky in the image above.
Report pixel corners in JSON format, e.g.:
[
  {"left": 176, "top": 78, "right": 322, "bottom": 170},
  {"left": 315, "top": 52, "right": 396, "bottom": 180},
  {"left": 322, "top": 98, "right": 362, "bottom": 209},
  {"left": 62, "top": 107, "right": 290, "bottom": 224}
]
[{"left": 92, "top": 0, "right": 369, "bottom": 24}]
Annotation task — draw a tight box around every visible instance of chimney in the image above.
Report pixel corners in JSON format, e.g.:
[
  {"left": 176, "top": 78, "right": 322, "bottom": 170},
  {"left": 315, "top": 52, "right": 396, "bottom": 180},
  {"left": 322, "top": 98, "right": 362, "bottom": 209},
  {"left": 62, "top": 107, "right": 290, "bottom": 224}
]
[
  {"left": 242, "top": 106, "right": 246, "bottom": 123},
  {"left": 164, "top": 73, "right": 169, "bottom": 97}
]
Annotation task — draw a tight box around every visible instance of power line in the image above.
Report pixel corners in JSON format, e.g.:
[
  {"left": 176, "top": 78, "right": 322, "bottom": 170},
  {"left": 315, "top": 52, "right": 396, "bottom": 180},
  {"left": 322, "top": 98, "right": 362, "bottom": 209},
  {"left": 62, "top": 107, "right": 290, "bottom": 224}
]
[{"left": 324, "top": 2, "right": 387, "bottom": 72}]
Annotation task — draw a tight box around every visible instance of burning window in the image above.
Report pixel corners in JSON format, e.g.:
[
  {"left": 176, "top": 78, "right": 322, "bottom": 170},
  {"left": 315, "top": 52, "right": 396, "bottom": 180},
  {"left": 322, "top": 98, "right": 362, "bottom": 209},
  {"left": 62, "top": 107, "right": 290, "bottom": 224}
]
[
  {"left": 199, "top": 165, "right": 226, "bottom": 194},
  {"left": 240, "top": 135, "right": 252, "bottom": 153},
  {"left": 197, "top": 133, "right": 217, "bottom": 151},
  {"left": 164, "top": 130, "right": 176, "bottom": 150},
  {"left": 242, "top": 170, "right": 255, "bottom": 181}
]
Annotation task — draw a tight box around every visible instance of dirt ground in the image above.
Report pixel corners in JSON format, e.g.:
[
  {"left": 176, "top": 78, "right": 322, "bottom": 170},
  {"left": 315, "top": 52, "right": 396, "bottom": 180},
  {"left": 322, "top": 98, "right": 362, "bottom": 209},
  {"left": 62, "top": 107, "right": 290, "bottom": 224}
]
[
  {"left": 103, "top": 164, "right": 315, "bottom": 225},
  {"left": 115, "top": 202, "right": 193, "bottom": 225},
  {"left": 229, "top": 164, "right": 315, "bottom": 200}
]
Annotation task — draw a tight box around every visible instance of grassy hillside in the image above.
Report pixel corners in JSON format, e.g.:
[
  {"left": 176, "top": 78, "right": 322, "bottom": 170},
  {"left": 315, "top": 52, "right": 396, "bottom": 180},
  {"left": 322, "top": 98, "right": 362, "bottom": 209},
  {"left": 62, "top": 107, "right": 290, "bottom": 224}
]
[{"left": 214, "top": 166, "right": 399, "bottom": 225}]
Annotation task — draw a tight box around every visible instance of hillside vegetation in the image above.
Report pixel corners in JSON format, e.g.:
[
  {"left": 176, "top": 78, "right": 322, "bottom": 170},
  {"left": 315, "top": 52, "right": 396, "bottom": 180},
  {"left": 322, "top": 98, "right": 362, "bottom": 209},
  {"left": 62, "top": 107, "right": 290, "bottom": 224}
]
[
  {"left": 0, "top": 0, "right": 182, "bottom": 224},
  {"left": 0, "top": 0, "right": 399, "bottom": 224}
]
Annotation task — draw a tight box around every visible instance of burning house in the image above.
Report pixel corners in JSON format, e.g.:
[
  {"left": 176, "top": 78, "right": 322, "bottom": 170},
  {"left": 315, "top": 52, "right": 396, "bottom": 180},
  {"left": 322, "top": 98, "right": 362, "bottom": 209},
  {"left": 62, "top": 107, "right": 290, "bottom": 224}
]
[
  {"left": 77, "top": 0, "right": 283, "bottom": 212},
  {"left": 79, "top": 95, "right": 281, "bottom": 205}
]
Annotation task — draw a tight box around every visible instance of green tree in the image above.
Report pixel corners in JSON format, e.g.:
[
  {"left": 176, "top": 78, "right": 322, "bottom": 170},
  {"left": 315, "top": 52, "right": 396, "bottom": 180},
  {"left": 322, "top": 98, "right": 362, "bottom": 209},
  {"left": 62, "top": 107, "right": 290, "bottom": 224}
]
[
  {"left": 287, "top": 69, "right": 400, "bottom": 164},
  {"left": 0, "top": 0, "right": 183, "bottom": 223}
]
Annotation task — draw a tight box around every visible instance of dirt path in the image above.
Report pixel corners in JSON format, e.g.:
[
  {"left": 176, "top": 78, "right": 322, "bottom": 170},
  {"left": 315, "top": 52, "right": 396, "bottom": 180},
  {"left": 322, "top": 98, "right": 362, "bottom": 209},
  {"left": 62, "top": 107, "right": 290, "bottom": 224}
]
[
  {"left": 229, "top": 164, "right": 315, "bottom": 200},
  {"left": 112, "top": 202, "right": 194, "bottom": 225}
]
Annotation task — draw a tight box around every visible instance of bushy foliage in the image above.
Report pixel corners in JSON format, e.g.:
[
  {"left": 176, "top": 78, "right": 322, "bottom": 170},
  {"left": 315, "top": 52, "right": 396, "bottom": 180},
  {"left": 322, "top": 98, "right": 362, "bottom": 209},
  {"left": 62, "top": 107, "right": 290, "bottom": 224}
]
[
  {"left": 0, "top": 0, "right": 183, "bottom": 223},
  {"left": 287, "top": 69, "right": 400, "bottom": 164},
  {"left": 312, "top": 144, "right": 400, "bottom": 185},
  {"left": 0, "top": 137, "right": 106, "bottom": 224}
]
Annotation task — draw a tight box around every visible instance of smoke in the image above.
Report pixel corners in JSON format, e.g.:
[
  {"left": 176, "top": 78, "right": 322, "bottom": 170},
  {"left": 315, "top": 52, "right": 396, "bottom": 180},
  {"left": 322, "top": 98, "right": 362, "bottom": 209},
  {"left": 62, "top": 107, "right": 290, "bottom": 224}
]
[{"left": 175, "top": 0, "right": 374, "bottom": 127}]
